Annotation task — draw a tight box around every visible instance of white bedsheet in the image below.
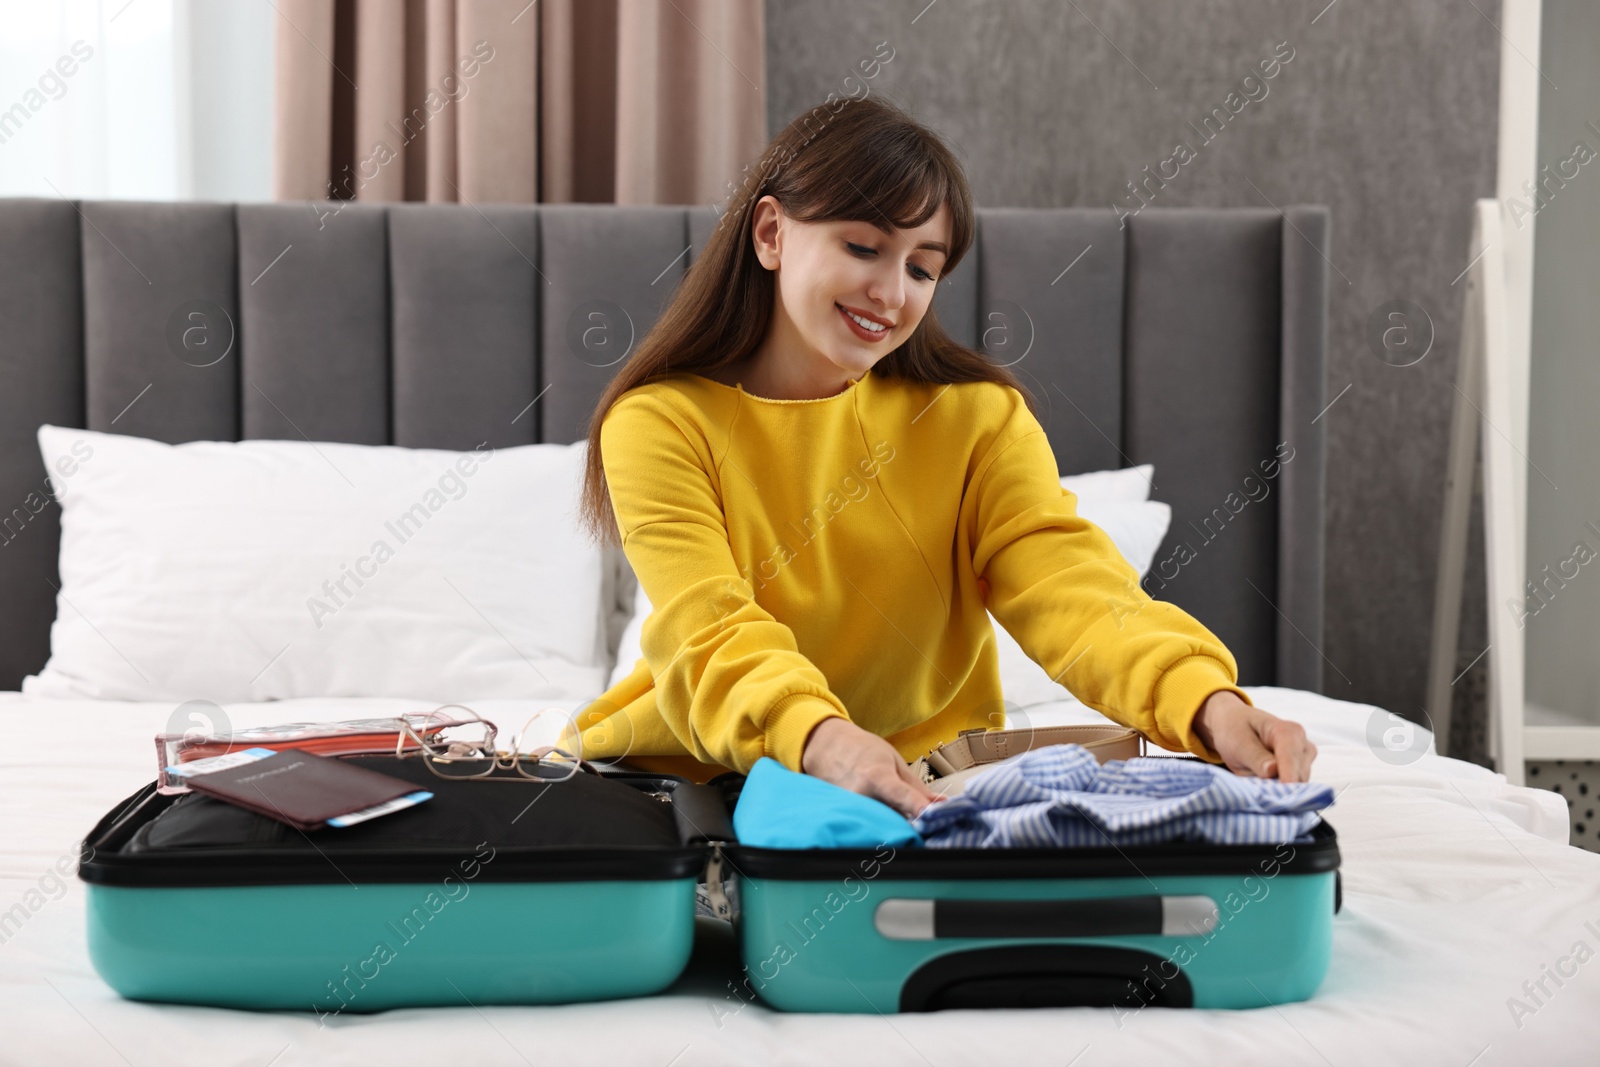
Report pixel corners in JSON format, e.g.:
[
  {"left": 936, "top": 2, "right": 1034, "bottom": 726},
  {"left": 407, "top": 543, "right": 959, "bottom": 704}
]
[{"left": 2, "top": 687, "right": 1598, "bottom": 1067}]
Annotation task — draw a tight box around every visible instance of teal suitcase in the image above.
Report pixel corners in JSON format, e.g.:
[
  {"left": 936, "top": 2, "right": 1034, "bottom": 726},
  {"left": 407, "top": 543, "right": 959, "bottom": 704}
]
[{"left": 701, "top": 771, "right": 1342, "bottom": 1014}]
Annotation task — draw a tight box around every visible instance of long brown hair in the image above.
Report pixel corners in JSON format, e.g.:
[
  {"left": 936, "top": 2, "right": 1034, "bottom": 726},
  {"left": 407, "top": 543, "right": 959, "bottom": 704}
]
[{"left": 577, "top": 93, "right": 1038, "bottom": 548}]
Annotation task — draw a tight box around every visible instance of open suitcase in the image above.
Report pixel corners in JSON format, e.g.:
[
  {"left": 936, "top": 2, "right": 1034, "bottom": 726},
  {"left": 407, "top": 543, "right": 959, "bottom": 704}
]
[{"left": 78, "top": 752, "right": 1341, "bottom": 1014}]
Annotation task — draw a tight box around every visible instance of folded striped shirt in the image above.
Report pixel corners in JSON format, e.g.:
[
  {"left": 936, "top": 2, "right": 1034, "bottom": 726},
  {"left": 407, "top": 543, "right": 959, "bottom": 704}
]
[{"left": 910, "top": 744, "right": 1333, "bottom": 849}]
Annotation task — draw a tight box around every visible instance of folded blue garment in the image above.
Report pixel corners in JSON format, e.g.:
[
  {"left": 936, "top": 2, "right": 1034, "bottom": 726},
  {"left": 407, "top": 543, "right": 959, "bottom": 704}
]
[
  {"left": 732, "top": 756, "right": 923, "bottom": 849},
  {"left": 910, "top": 745, "right": 1334, "bottom": 848}
]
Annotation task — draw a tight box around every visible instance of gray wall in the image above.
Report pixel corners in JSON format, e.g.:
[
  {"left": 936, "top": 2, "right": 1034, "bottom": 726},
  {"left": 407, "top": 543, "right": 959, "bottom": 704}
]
[
  {"left": 765, "top": 0, "right": 1504, "bottom": 761},
  {"left": 1525, "top": 0, "right": 1600, "bottom": 728}
]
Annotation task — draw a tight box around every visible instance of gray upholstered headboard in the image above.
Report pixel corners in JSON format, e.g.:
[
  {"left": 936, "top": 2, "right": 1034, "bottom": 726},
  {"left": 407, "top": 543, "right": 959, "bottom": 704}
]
[{"left": 0, "top": 199, "right": 1327, "bottom": 695}]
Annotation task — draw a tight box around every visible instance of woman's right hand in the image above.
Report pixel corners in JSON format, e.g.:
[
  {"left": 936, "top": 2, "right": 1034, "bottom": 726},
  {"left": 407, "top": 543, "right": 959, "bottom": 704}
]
[{"left": 800, "top": 717, "right": 943, "bottom": 819}]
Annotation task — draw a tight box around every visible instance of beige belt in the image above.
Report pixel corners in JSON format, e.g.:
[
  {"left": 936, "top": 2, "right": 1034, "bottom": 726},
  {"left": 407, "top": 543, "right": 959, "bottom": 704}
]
[{"left": 910, "top": 723, "right": 1146, "bottom": 798}]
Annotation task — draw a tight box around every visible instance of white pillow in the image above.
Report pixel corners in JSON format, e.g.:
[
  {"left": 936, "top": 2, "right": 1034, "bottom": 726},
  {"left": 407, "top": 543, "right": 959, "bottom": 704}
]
[
  {"left": 1059, "top": 462, "right": 1153, "bottom": 502},
  {"left": 24, "top": 425, "right": 609, "bottom": 704},
  {"left": 990, "top": 477, "right": 1172, "bottom": 709}
]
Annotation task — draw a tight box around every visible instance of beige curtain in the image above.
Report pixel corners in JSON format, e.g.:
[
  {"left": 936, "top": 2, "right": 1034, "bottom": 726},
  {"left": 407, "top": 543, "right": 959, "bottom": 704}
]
[{"left": 272, "top": 0, "right": 766, "bottom": 205}]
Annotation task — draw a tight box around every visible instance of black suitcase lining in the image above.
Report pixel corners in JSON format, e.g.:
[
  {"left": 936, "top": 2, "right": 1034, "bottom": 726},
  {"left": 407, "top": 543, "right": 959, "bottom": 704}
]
[{"left": 81, "top": 756, "right": 711, "bottom": 887}]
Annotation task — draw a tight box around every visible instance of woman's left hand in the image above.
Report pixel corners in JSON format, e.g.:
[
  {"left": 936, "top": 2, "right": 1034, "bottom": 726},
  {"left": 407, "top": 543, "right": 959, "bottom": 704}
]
[{"left": 1190, "top": 691, "right": 1317, "bottom": 782}]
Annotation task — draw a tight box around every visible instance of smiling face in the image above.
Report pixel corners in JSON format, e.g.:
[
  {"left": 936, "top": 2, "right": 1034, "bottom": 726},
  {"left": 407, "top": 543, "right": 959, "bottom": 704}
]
[{"left": 745, "top": 194, "right": 952, "bottom": 396}]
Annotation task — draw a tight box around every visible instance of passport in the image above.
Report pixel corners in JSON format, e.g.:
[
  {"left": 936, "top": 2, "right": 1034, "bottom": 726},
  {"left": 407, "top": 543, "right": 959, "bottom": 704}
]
[{"left": 176, "top": 748, "right": 430, "bottom": 831}]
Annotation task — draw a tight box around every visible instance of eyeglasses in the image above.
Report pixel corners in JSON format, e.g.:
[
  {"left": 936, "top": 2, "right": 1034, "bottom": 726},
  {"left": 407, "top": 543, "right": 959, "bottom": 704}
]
[{"left": 392, "top": 704, "right": 601, "bottom": 783}]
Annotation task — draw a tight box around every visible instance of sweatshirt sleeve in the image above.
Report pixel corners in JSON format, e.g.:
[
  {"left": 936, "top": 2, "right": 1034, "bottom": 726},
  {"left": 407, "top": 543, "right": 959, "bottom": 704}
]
[
  {"left": 966, "top": 400, "right": 1251, "bottom": 763},
  {"left": 599, "top": 390, "right": 852, "bottom": 774}
]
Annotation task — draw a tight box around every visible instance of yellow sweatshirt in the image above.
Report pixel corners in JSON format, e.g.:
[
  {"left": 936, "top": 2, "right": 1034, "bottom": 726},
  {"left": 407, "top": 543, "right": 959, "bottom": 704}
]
[{"left": 576, "top": 369, "right": 1251, "bottom": 783}]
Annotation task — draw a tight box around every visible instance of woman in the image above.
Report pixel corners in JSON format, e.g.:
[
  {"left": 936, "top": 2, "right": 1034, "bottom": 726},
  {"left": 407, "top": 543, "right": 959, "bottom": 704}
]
[{"left": 574, "top": 95, "right": 1316, "bottom": 819}]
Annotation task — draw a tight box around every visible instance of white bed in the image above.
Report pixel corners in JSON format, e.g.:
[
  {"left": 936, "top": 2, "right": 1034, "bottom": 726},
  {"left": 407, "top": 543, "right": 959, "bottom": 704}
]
[{"left": 5, "top": 685, "right": 1597, "bottom": 1067}]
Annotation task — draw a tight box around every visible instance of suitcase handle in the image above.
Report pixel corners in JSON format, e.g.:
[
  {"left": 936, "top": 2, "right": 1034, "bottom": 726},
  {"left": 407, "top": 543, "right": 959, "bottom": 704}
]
[{"left": 874, "top": 895, "right": 1219, "bottom": 940}]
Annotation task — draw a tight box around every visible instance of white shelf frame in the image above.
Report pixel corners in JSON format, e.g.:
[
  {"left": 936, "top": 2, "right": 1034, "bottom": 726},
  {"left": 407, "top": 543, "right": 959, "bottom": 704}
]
[{"left": 1427, "top": 0, "right": 1600, "bottom": 783}]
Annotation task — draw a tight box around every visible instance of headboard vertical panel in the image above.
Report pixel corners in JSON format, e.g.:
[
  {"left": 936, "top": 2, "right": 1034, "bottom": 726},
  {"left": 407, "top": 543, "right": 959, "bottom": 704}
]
[
  {"left": 80, "top": 202, "right": 238, "bottom": 443},
  {"left": 389, "top": 204, "right": 540, "bottom": 451},
  {"left": 976, "top": 209, "right": 1127, "bottom": 475},
  {"left": 931, "top": 227, "right": 979, "bottom": 350},
  {"left": 237, "top": 203, "right": 390, "bottom": 444},
  {"left": 687, "top": 204, "right": 722, "bottom": 267},
  {"left": 1276, "top": 205, "right": 1330, "bottom": 692},
  {"left": 1123, "top": 210, "right": 1284, "bottom": 685},
  {"left": 0, "top": 199, "right": 85, "bottom": 691},
  {"left": 536, "top": 205, "right": 691, "bottom": 445}
]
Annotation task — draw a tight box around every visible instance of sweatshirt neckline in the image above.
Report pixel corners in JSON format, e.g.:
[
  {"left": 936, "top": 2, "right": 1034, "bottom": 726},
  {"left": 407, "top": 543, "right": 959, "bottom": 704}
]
[{"left": 692, "top": 372, "right": 864, "bottom": 405}]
